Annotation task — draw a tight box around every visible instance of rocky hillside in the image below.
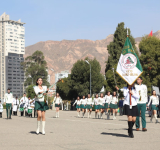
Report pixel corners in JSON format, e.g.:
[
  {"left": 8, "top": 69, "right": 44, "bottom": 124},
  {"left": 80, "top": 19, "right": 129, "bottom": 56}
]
[{"left": 25, "top": 30, "right": 160, "bottom": 84}]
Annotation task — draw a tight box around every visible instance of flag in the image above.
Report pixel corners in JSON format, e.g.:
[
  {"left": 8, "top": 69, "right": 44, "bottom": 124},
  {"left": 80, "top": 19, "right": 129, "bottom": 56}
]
[
  {"left": 116, "top": 37, "right": 143, "bottom": 85},
  {"left": 148, "top": 30, "right": 153, "bottom": 37}
]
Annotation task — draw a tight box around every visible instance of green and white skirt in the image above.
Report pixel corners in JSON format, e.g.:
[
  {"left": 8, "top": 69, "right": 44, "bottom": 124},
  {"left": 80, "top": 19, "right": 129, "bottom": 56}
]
[
  {"left": 99, "top": 104, "right": 105, "bottom": 109},
  {"left": 110, "top": 103, "right": 118, "bottom": 109},
  {"left": 104, "top": 103, "right": 109, "bottom": 109},
  {"left": 86, "top": 104, "right": 92, "bottom": 109},
  {"left": 81, "top": 104, "right": 86, "bottom": 109},
  {"left": 94, "top": 105, "right": 99, "bottom": 110},
  {"left": 151, "top": 105, "right": 159, "bottom": 110},
  {"left": 35, "top": 101, "right": 49, "bottom": 111},
  {"left": 55, "top": 104, "right": 61, "bottom": 108},
  {"left": 76, "top": 105, "right": 81, "bottom": 109}
]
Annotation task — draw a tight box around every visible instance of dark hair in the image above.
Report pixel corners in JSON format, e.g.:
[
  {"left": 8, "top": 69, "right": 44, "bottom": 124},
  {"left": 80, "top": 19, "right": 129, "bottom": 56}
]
[
  {"left": 36, "top": 77, "right": 42, "bottom": 86},
  {"left": 152, "top": 90, "right": 156, "bottom": 96},
  {"left": 107, "top": 91, "right": 110, "bottom": 95},
  {"left": 112, "top": 91, "right": 117, "bottom": 97},
  {"left": 138, "top": 77, "right": 143, "bottom": 80},
  {"left": 24, "top": 93, "right": 26, "bottom": 95},
  {"left": 127, "top": 83, "right": 135, "bottom": 89}
]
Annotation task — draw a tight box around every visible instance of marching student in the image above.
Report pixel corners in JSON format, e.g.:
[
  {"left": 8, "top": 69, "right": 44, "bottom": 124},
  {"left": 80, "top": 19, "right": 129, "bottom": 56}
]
[
  {"left": 135, "top": 77, "right": 148, "bottom": 131},
  {"left": 99, "top": 93, "right": 105, "bottom": 119},
  {"left": 147, "top": 90, "right": 159, "bottom": 123},
  {"left": 94, "top": 94, "right": 100, "bottom": 118},
  {"left": 54, "top": 93, "right": 62, "bottom": 118},
  {"left": 105, "top": 91, "right": 112, "bottom": 119},
  {"left": 110, "top": 91, "right": 118, "bottom": 120},
  {"left": 0, "top": 100, "right": 3, "bottom": 118},
  {"left": 13, "top": 96, "right": 19, "bottom": 116},
  {"left": 4, "top": 88, "right": 13, "bottom": 119},
  {"left": 20, "top": 93, "right": 28, "bottom": 116},
  {"left": 34, "top": 78, "right": 49, "bottom": 135},
  {"left": 123, "top": 83, "right": 139, "bottom": 138},
  {"left": 86, "top": 94, "right": 93, "bottom": 118},
  {"left": 80, "top": 95, "right": 87, "bottom": 118},
  {"left": 73, "top": 96, "right": 81, "bottom": 117}
]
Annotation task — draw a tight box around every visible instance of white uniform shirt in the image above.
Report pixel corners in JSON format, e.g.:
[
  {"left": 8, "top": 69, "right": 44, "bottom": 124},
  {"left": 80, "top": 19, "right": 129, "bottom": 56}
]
[
  {"left": 105, "top": 95, "right": 112, "bottom": 104},
  {"left": 73, "top": 100, "right": 81, "bottom": 105},
  {"left": 0, "top": 103, "right": 3, "bottom": 112},
  {"left": 148, "top": 96, "right": 159, "bottom": 106},
  {"left": 87, "top": 98, "right": 93, "bottom": 105},
  {"left": 34, "top": 86, "right": 47, "bottom": 102},
  {"left": 94, "top": 98, "right": 99, "bottom": 105},
  {"left": 54, "top": 97, "right": 62, "bottom": 104},
  {"left": 110, "top": 96, "right": 118, "bottom": 104},
  {"left": 20, "top": 96, "right": 28, "bottom": 104},
  {"left": 4, "top": 93, "right": 13, "bottom": 104},
  {"left": 123, "top": 87, "right": 139, "bottom": 106},
  {"left": 13, "top": 98, "right": 19, "bottom": 105},
  {"left": 80, "top": 99, "right": 87, "bottom": 105},
  {"left": 135, "top": 84, "right": 148, "bottom": 104},
  {"left": 98, "top": 97, "right": 105, "bottom": 105}
]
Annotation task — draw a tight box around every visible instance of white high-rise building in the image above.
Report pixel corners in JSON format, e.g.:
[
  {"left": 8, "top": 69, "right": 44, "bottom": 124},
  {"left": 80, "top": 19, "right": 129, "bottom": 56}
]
[{"left": 0, "top": 12, "right": 25, "bottom": 100}]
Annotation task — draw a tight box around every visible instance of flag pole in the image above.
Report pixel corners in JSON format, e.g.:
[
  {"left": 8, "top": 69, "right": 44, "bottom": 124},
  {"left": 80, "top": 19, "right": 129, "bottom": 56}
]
[
  {"left": 112, "top": 68, "right": 117, "bottom": 87},
  {"left": 127, "top": 27, "right": 132, "bottom": 109}
]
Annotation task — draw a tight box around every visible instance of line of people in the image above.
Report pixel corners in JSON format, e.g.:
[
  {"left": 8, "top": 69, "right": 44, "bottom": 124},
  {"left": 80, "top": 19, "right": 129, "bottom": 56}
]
[
  {"left": 73, "top": 92, "right": 121, "bottom": 119},
  {"left": 2, "top": 88, "right": 37, "bottom": 119}
]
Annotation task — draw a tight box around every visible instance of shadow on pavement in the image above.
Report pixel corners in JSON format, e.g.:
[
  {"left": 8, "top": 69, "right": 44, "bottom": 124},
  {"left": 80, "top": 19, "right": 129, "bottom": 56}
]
[
  {"left": 101, "top": 132, "right": 128, "bottom": 138},
  {"left": 29, "top": 131, "right": 41, "bottom": 134}
]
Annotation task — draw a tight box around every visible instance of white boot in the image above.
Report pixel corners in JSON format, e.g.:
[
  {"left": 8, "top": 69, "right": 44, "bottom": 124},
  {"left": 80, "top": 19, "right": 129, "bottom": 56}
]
[
  {"left": 77, "top": 112, "right": 79, "bottom": 117},
  {"left": 150, "top": 114, "right": 153, "bottom": 122},
  {"left": 95, "top": 112, "right": 97, "bottom": 118},
  {"left": 98, "top": 112, "right": 100, "bottom": 119},
  {"left": 42, "top": 121, "right": 45, "bottom": 135},
  {"left": 57, "top": 112, "right": 59, "bottom": 118},
  {"left": 36, "top": 121, "right": 41, "bottom": 135},
  {"left": 56, "top": 112, "right": 57, "bottom": 118},
  {"left": 101, "top": 113, "right": 103, "bottom": 119},
  {"left": 113, "top": 113, "right": 116, "bottom": 120},
  {"left": 89, "top": 112, "right": 91, "bottom": 118}
]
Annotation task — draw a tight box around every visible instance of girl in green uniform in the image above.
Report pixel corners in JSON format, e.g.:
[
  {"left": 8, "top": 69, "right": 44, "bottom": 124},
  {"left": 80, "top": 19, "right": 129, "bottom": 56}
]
[
  {"left": 86, "top": 94, "right": 93, "bottom": 118},
  {"left": 73, "top": 96, "right": 81, "bottom": 117},
  {"left": 99, "top": 93, "right": 105, "bottom": 119},
  {"left": 80, "top": 95, "right": 87, "bottom": 118},
  {"left": 147, "top": 90, "right": 159, "bottom": 123},
  {"left": 34, "top": 78, "right": 49, "bottom": 135},
  {"left": 110, "top": 91, "right": 118, "bottom": 120},
  {"left": 94, "top": 94, "right": 99, "bottom": 118},
  {"left": 54, "top": 93, "right": 62, "bottom": 118}
]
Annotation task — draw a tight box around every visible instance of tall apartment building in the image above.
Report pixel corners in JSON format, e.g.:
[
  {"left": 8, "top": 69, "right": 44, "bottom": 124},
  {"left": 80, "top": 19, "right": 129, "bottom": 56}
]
[{"left": 0, "top": 12, "right": 25, "bottom": 100}]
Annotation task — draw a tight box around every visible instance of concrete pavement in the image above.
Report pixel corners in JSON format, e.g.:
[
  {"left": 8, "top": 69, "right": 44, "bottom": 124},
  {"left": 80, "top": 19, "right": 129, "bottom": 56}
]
[{"left": 0, "top": 110, "right": 159, "bottom": 150}]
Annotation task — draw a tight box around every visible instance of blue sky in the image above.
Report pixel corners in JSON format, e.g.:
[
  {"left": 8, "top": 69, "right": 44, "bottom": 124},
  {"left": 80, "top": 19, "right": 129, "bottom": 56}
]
[{"left": 1, "top": 0, "right": 160, "bottom": 46}]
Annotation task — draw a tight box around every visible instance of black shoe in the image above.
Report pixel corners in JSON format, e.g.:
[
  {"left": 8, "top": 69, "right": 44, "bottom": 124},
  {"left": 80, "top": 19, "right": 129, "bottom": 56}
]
[{"left": 129, "top": 132, "right": 134, "bottom": 138}]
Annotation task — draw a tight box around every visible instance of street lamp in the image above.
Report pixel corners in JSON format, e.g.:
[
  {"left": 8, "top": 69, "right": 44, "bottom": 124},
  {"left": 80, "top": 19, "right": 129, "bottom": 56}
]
[{"left": 85, "top": 60, "right": 91, "bottom": 96}]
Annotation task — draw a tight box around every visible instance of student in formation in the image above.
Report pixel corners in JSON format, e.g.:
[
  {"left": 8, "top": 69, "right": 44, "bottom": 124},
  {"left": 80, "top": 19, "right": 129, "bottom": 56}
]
[
  {"left": 34, "top": 78, "right": 49, "bottom": 135},
  {"left": 135, "top": 77, "right": 148, "bottom": 131},
  {"left": 80, "top": 95, "right": 87, "bottom": 118},
  {"left": 86, "top": 94, "right": 93, "bottom": 118},
  {"left": 20, "top": 93, "right": 28, "bottom": 116},
  {"left": 54, "top": 93, "right": 62, "bottom": 118},
  {"left": 123, "top": 83, "right": 139, "bottom": 138},
  {"left": 94, "top": 94, "right": 100, "bottom": 118},
  {"left": 147, "top": 90, "right": 159, "bottom": 123},
  {"left": 110, "top": 91, "right": 118, "bottom": 120},
  {"left": 73, "top": 96, "right": 81, "bottom": 117},
  {"left": 4, "top": 88, "right": 13, "bottom": 119},
  {"left": 29, "top": 97, "right": 35, "bottom": 118},
  {"left": 105, "top": 91, "right": 112, "bottom": 119},
  {"left": 98, "top": 93, "right": 105, "bottom": 119},
  {"left": 13, "top": 96, "right": 19, "bottom": 116},
  {"left": 0, "top": 100, "right": 3, "bottom": 118}
]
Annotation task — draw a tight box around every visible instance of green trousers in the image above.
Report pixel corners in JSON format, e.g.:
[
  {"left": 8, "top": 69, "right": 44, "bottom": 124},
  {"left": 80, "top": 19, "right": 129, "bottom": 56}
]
[
  {"left": 136, "top": 103, "right": 146, "bottom": 128},
  {"left": 6, "top": 103, "right": 12, "bottom": 118}
]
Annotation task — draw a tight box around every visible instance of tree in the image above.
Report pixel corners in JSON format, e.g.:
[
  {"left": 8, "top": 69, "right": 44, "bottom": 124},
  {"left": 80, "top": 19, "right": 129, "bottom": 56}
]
[
  {"left": 21, "top": 50, "right": 50, "bottom": 87},
  {"left": 26, "top": 85, "right": 36, "bottom": 99},
  {"left": 21, "top": 51, "right": 50, "bottom": 96},
  {"left": 105, "top": 22, "right": 138, "bottom": 92},
  {"left": 70, "top": 58, "right": 104, "bottom": 98},
  {"left": 139, "top": 36, "right": 160, "bottom": 94}
]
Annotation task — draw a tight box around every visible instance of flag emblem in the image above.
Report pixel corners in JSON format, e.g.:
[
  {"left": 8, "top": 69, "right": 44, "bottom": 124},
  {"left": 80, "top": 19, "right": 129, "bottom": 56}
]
[{"left": 121, "top": 54, "right": 137, "bottom": 69}]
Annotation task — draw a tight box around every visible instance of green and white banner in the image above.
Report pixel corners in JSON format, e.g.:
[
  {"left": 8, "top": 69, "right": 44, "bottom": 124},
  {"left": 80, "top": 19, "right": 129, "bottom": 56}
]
[{"left": 116, "top": 37, "right": 143, "bottom": 85}]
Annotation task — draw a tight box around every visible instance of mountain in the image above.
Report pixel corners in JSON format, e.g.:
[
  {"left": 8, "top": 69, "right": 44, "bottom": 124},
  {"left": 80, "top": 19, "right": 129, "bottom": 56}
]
[{"left": 25, "top": 30, "right": 160, "bottom": 84}]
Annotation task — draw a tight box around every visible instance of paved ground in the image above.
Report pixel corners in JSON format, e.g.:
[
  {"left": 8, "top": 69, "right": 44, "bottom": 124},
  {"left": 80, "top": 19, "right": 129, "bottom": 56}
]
[{"left": 0, "top": 110, "right": 159, "bottom": 150}]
